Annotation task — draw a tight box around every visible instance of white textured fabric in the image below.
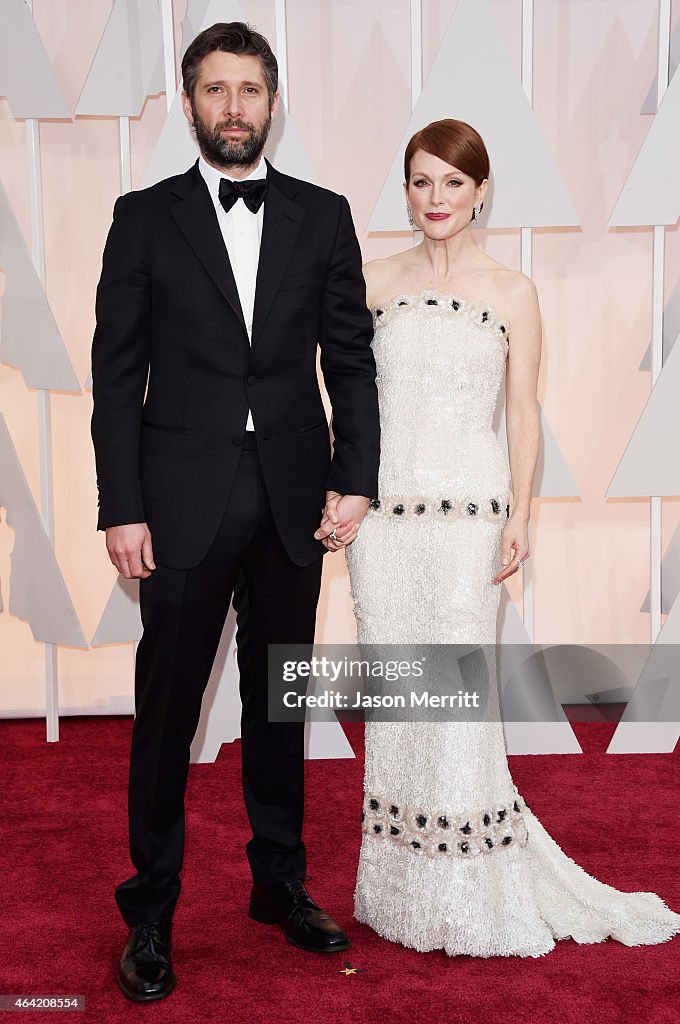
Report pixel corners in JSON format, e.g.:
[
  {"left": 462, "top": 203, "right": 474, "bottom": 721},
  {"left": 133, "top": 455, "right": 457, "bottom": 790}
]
[
  {"left": 198, "top": 154, "right": 267, "bottom": 431},
  {"left": 345, "top": 290, "right": 680, "bottom": 957}
]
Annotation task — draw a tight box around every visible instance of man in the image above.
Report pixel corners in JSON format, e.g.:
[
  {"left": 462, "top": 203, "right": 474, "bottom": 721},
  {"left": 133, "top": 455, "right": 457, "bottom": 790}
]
[{"left": 91, "top": 22, "right": 379, "bottom": 1002}]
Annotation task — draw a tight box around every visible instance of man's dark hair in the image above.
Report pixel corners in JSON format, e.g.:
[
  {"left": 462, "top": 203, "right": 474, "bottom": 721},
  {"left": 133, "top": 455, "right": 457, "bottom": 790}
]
[{"left": 182, "top": 22, "right": 278, "bottom": 108}]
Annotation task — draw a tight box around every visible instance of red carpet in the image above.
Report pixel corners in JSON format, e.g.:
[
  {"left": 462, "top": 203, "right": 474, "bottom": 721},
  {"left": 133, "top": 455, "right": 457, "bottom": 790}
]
[{"left": 1, "top": 717, "right": 678, "bottom": 1023}]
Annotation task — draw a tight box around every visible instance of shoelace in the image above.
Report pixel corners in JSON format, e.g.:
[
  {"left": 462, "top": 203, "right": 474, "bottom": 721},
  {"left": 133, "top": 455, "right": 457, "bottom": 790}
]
[
  {"left": 287, "top": 879, "right": 309, "bottom": 904},
  {"left": 286, "top": 880, "right": 323, "bottom": 929},
  {"left": 133, "top": 922, "right": 168, "bottom": 953}
]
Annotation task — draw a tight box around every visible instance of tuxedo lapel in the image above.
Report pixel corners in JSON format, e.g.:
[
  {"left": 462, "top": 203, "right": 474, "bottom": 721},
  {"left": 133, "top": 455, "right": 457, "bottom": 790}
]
[
  {"left": 170, "top": 162, "right": 247, "bottom": 333},
  {"left": 252, "top": 164, "right": 304, "bottom": 346}
]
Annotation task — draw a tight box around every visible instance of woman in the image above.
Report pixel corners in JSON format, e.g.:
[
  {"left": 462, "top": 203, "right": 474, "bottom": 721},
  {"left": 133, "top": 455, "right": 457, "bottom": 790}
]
[{"left": 324, "top": 119, "right": 680, "bottom": 956}]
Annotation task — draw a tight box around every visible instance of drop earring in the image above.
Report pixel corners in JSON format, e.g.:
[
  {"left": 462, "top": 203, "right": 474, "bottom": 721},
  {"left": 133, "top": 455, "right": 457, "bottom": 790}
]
[
  {"left": 406, "top": 204, "right": 414, "bottom": 228},
  {"left": 473, "top": 202, "right": 482, "bottom": 222}
]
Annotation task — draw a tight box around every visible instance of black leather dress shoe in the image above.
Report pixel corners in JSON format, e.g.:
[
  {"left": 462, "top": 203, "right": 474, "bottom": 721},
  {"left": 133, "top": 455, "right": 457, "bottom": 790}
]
[
  {"left": 116, "top": 920, "right": 176, "bottom": 1002},
  {"left": 249, "top": 879, "right": 350, "bottom": 953}
]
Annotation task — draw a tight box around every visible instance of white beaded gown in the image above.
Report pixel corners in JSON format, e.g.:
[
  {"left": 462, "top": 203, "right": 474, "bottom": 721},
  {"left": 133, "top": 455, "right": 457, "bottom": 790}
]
[{"left": 345, "top": 290, "right": 680, "bottom": 957}]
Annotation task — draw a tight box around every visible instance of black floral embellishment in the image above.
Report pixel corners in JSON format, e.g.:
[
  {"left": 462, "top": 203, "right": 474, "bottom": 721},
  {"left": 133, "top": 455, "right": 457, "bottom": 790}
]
[
  {"left": 362, "top": 791, "right": 528, "bottom": 858},
  {"left": 366, "top": 493, "right": 519, "bottom": 523},
  {"left": 481, "top": 311, "right": 489, "bottom": 322},
  {"left": 398, "top": 300, "right": 408, "bottom": 306},
  {"left": 426, "top": 298, "right": 438, "bottom": 305},
  {"left": 375, "top": 308, "right": 383, "bottom": 317},
  {"left": 500, "top": 324, "right": 506, "bottom": 333},
  {"left": 451, "top": 300, "right": 460, "bottom": 310}
]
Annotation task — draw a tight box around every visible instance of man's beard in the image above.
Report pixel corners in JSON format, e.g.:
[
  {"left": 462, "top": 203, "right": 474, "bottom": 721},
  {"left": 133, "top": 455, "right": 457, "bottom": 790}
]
[{"left": 190, "top": 102, "right": 271, "bottom": 168}]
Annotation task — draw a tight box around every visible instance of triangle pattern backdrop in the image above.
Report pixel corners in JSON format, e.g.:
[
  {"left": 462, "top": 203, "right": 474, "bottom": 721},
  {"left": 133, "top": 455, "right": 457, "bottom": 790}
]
[
  {"left": 640, "top": 521, "right": 680, "bottom": 615},
  {"left": 608, "top": 587, "right": 680, "bottom": 754},
  {"left": 641, "top": 20, "right": 680, "bottom": 113},
  {"left": 609, "top": 59, "right": 680, "bottom": 226},
  {"left": 497, "top": 589, "right": 582, "bottom": 756},
  {"left": 75, "top": 0, "right": 164, "bottom": 117},
  {"left": 368, "top": 0, "right": 579, "bottom": 231},
  {"left": 606, "top": 325, "right": 680, "bottom": 496},
  {"left": 142, "top": 0, "right": 317, "bottom": 188},
  {"left": 0, "top": 0, "right": 70, "bottom": 118},
  {"left": 639, "top": 272, "right": 680, "bottom": 370},
  {"left": 0, "top": 415, "right": 86, "bottom": 646},
  {"left": 0, "top": 180, "right": 80, "bottom": 392}
]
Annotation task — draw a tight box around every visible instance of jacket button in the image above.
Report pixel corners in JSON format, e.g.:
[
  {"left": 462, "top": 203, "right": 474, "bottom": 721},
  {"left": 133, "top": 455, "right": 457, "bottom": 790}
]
[
  {"left": 232, "top": 435, "right": 244, "bottom": 446},
  {"left": 246, "top": 374, "right": 257, "bottom": 386}
]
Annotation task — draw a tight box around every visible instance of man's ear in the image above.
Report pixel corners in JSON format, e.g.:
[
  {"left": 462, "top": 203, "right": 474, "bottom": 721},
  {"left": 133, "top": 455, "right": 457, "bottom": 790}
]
[
  {"left": 181, "top": 91, "right": 194, "bottom": 126},
  {"left": 270, "top": 90, "right": 281, "bottom": 120}
]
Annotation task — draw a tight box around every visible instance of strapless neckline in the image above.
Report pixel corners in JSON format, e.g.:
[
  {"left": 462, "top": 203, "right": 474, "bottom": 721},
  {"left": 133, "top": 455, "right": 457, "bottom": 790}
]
[{"left": 369, "top": 289, "right": 510, "bottom": 335}]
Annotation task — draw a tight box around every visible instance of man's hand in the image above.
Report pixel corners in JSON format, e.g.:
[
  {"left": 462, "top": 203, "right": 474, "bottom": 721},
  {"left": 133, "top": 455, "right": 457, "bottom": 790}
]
[
  {"left": 314, "top": 493, "right": 371, "bottom": 551},
  {"left": 106, "top": 522, "right": 156, "bottom": 579}
]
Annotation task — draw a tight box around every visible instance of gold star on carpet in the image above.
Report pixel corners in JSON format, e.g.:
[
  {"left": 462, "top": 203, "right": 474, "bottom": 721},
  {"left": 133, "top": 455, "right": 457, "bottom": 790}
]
[{"left": 338, "top": 961, "right": 365, "bottom": 975}]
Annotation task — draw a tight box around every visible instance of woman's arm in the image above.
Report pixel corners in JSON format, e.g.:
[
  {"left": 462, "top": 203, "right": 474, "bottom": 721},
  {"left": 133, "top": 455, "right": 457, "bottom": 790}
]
[{"left": 493, "top": 274, "right": 542, "bottom": 583}]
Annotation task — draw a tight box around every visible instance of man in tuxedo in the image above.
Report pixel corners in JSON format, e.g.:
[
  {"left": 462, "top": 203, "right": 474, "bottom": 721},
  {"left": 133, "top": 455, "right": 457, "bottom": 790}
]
[{"left": 91, "top": 22, "right": 379, "bottom": 1002}]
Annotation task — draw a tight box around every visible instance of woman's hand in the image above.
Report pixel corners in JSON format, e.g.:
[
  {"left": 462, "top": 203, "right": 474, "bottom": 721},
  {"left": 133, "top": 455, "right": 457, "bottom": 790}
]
[{"left": 492, "top": 516, "right": 529, "bottom": 585}]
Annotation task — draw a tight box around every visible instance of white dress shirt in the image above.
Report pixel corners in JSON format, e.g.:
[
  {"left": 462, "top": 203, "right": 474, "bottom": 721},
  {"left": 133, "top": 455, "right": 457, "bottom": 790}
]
[{"left": 198, "top": 154, "right": 267, "bottom": 432}]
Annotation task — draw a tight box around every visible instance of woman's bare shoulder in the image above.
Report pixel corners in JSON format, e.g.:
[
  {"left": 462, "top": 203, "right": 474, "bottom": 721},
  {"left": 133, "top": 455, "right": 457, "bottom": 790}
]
[
  {"left": 363, "top": 252, "right": 412, "bottom": 306},
  {"left": 481, "top": 264, "right": 538, "bottom": 311}
]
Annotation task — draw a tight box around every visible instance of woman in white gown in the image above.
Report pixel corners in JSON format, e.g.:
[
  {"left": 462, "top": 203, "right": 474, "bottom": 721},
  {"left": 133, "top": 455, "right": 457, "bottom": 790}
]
[{"left": 324, "top": 119, "right": 680, "bottom": 957}]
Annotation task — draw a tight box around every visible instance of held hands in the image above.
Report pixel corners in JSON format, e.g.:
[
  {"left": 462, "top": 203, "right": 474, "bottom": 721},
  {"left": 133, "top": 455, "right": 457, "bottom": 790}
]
[
  {"left": 314, "top": 491, "right": 370, "bottom": 552},
  {"left": 106, "top": 523, "right": 155, "bottom": 579},
  {"left": 492, "top": 514, "right": 530, "bottom": 585}
]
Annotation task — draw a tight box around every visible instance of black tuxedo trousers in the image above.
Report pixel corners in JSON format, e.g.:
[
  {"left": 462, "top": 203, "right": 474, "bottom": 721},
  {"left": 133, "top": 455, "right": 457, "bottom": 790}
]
[{"left": 114, "top": 436, "right": 322, "bottom": 925}]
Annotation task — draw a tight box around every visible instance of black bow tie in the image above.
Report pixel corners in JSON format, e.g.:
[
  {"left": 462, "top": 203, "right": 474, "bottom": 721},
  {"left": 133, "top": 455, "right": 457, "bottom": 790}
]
[{"left": 218, "top": 177, "right": 268, "bottom": 214}]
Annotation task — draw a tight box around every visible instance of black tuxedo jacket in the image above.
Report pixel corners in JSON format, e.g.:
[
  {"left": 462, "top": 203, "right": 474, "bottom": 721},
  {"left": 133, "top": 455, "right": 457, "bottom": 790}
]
[{"left": 90, "top": 159, "right": 380, "bottom": 569}]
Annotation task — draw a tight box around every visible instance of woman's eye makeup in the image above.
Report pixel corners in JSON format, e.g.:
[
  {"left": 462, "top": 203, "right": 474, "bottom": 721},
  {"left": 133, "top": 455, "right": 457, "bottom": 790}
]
[{"left": 411, "top": 177, "right": 464, "bottom": 187}]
